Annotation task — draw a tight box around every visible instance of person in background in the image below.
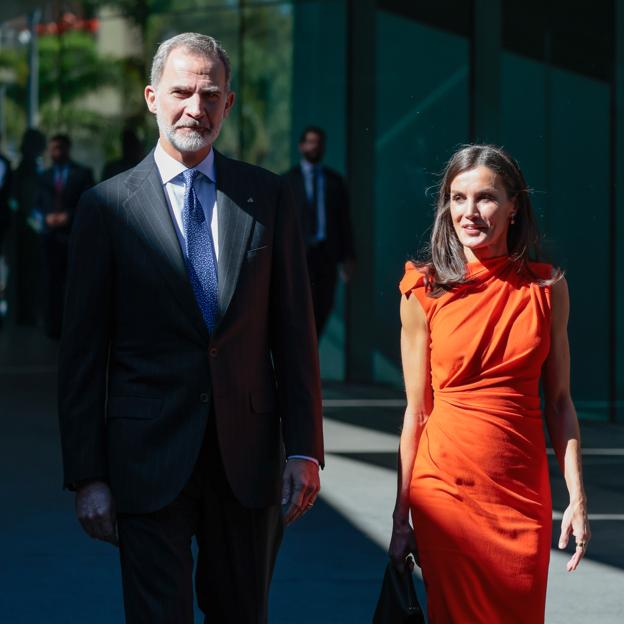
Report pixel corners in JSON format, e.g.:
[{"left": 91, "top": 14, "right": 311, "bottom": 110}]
[
  {"left": 390, "top": 144, "right": 590, "bottom": 623},
  {"left": 0, "top": 138, "right": 11, "bottom": 252},
  {"left": 0, "top": 138, "right": 12, "bottom": 326},
  {"left": 13, "top": 128, "right": 47, "bottom": 327},
  {"left": 284, "top": 126, "right": 356, "bottom": 336},
  {"left": 35, "top": 133, "right": 94, "bottom": 338},
  {"left": 101, "top": 128, "right": 144, "bottom": 181}
]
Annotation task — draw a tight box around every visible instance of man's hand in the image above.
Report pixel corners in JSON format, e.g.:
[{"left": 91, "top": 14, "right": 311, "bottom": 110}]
[
  {"left": 75, "top": 480, "right": 118, "bottom": 546},
  {"left": 56, "top": 211, "right": 70, "bottom": 227},
  {"left": 45, "top": 212, "right": 69, "bottom": 228},
  {"left": 281, "top": 459, "right": 320, "bottom": 526},
  {"left": 339, "top": 258, "right": 356, "bottom": 283}
]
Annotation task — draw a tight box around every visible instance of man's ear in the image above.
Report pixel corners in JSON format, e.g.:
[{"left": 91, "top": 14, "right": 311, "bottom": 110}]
[
  {"left": 223, "top": 90, "right": 236, "bottom": 119},
  {"left": 144, "top": 85, "right": 157, "bottom": 114}
]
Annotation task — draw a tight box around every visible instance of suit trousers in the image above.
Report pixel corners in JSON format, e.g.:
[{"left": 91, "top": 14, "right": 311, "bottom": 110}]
[
  {"left": 306, "top": 242, "right": 338, "bottom": 337},
  {"left": 42, "top": 235, "right": 69, "bottom": 339},
  {"left": 117, "top": 416, "right": 283, "bottom": 624}
]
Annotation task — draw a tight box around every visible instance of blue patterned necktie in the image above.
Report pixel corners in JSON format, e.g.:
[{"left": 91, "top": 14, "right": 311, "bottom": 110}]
[{"left": 181, "top": 168, "right": 219, "bottom": 331}]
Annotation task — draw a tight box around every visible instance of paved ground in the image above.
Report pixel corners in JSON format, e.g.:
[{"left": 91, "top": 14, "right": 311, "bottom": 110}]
[{"left": 0, "top": 327, "right": 622, "bottom": 623}]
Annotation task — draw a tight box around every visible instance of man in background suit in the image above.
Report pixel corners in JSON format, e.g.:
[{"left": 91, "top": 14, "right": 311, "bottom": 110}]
[
  {"left": 0, "top": 142, "right": 12, "bottom": 327},
  {"left": 58, "top": 33, "right": 323, "bottom": 624},
  {"left": 35, "top": 134, "right": 94, "bottom": 338},
  {"left": 285, "top": 127, "right": 356, "bottom": 336},
  {"left": 0, "top": 141, "right": 12, "bottom": 254}
]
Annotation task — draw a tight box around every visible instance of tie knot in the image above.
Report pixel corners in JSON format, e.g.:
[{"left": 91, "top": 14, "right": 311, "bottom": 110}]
[{"left": 182, "top": 168, "right": 200, "bottom": 188}]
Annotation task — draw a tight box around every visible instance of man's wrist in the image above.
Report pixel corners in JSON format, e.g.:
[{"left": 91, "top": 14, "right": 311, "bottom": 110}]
[
  {"left": 68, "top": 477, "right": 107, "bottom": 492},
  {"left": 287, "top": 455, "right": 319, "bottom": 467}
]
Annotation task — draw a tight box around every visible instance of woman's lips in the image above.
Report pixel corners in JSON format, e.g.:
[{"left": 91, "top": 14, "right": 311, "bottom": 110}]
[{"left": 462, "top": 224, "right": 486, "bottom": 232}]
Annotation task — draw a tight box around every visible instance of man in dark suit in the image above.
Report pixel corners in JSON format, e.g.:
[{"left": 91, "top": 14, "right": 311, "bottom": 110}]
[
  {"left": 0, "top": 142, "right": 12, "bottom": 253},
  {"left": 35, "top": 133, "right": 94, "bottom": 337},
  {"left": 285, "top": 127, "right": 356, "bottom": 336},
  {"left": 58, "top": 33, "right": 323, "bottom": 624},
  {"left": 0, "top": 143, "right": 12, "bottom": 327}
]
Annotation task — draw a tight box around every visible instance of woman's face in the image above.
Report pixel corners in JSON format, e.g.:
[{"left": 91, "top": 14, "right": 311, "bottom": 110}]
[{"left": 449, "top": 165, "right": 516, "bottom": 262}]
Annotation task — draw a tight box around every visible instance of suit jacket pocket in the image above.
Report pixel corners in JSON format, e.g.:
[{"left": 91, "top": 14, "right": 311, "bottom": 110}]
[
  {"left": 246, "top": 245, "right": 271, "bottom": 259},
  {"left": 107, "top": 395, "right": 162, "bottom": 420},
  {"left": 249, "top": 390, "right": 276, "bottom": 414}
]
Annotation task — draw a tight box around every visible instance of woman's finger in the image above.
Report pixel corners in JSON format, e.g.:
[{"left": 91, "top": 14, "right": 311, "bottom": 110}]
[
  {"left": 567, "top": 538, "right": 588, "bottom": 571},
  {"left": 558, "top": 519, "right": 571, "bottom": 549}
]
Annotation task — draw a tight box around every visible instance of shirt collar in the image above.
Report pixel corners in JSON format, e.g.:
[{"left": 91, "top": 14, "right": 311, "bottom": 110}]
[{"left": 154, "top": 141, "right": 215, "bottom": 185}]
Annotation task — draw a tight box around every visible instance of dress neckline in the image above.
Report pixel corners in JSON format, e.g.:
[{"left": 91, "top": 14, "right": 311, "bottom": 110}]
[{"left": 465, "top": 255, "right": 511, "bottom": 278}]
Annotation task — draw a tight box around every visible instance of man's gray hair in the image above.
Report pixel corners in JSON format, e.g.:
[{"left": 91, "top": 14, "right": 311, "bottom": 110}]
[{"left": 150, "top": 32, "right": 232, "bottom": 89}]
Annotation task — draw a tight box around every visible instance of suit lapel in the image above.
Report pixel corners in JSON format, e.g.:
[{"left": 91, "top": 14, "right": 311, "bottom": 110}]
[
  {"left": 122, "top": 152, "right": 210, "bottom": 342},
  {"left": 215, "top": 151, "right": 254, "bottom": 324}
]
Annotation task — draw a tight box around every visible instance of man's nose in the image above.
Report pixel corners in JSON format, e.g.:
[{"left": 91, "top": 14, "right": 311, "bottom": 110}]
[{"left": 186, "top": 94, "right": 205, "bottom": 118}]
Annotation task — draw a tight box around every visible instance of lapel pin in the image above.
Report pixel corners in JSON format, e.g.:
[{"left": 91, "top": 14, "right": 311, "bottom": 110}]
[{"left": 247, "top": 197, "right": 255, "bottom": 203}]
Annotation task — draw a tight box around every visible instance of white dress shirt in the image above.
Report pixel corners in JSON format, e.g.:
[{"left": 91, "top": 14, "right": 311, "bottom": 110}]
[
  {"left": 154, "top": 141, "right": 219, "bottom": 259},
  {"left": 153, "top": 143, "right": 318, "bottom": 468},
  {"left": 300, "top": 159, "right": 326, "bottom": 242}
]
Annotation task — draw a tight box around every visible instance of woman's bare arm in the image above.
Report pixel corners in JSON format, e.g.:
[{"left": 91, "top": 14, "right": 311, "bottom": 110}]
[
  {"left": 542, "top": 277, "right": 590, "bottom": 571},
  {"left": 389, "top": 293, "right": 433, "bottom": 567}
]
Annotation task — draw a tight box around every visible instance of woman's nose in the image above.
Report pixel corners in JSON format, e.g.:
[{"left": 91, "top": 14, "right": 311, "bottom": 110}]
[{"left": 464, "top": 198, "right": 479, "bottom": 217}]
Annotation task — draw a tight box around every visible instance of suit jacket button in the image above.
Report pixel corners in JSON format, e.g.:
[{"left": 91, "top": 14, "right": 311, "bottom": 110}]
[
  {"left": 209, "top": 347, "right": 218, "bottom": 357},
  {"left": 200, "top": 393, "right": 210, "bottom": 403}
]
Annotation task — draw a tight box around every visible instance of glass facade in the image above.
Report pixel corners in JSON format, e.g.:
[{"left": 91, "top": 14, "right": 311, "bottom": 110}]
[
  {"left": 374, "top": 7, "right": 470, "bottom": 385},
  {"left": 1, "top": 0, "right": 622, "bottom": 420},
  {"left": 501, "top": 0, "right": 614, "bottom": 420}
]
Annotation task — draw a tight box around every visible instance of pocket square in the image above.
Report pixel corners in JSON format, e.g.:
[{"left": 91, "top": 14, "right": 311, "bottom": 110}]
[{"left": 247, "top": 197, "right": 254, "bottom": 203}]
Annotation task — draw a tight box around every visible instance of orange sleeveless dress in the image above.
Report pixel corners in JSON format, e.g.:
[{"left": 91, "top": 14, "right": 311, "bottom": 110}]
[{"left": 400, "top": 256, "right": 553, "bottom": 624}]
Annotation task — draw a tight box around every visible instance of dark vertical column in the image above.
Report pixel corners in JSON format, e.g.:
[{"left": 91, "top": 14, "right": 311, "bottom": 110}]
[
  {"left": 612, "top": 0, "right": 624, "bottom": 422},
  {"left": 470, "top": 0, "right": 502, "bottom": 143},
  {"left": 345, "top": 0, "right": 375, "bottom": 382},
  {"left": 27, "top": 9, "right": 40, "bottom": 128},
  {"left": 238, "top": 0, "right": 246, "bottom": 161}
]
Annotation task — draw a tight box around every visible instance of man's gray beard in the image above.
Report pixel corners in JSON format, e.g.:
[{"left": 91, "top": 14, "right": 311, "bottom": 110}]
[{"left": 157, "top": 112, "right": 215, "bottom": 153}]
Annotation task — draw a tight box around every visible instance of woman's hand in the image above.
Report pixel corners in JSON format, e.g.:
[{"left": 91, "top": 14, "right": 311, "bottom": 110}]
[
  {"left": 558, "top": 498, "right": 591, "bottom": 572},
  {"left": 389, "top": 521, "right": 419, "bottom": 571}
]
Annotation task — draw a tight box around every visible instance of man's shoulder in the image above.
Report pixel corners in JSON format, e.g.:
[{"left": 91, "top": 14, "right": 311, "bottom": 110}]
[
  {"left": 283, "top": 164, "right": 302, "bottom": 178},
  {"left": 82, "top": 160, "right": 148, "bottom": 206},
  {"left": 322, "top": 165, "right": 345, "bottom": 182},
  {"left": 69, "top": 160, "right": 93, "bottom": 176},
  {"left": 216, "top": 151, "right": 282, "bottom": 187}
]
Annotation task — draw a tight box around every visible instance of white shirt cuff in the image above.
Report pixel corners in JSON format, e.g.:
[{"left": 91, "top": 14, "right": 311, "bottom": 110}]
[{"left": 287, "top": 454, "right": 319, "bottom": 466}]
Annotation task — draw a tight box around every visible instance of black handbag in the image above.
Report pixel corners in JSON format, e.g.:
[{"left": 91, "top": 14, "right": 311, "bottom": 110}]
[{"left": 372, "top": 562, "right": 425, "bottom": 624}]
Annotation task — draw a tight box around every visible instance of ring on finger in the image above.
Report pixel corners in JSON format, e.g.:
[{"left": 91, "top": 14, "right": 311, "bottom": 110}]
[{"left": 576, "top": 541, "right": 587, "bottom": 549}]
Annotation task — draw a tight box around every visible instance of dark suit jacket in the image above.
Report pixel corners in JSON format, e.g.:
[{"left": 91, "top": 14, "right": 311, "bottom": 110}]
[
  {"left": 58, "top": 150, "right": 324, "bottom": 514},
  {"left": 284, "top": 164, "right": 355, "bottom": 264},
  {"left": 0, "top": 154, "right": 12, "bottom": 239},
  {"left": 36, "top": 160, "right": 94, "bottom": 240}
]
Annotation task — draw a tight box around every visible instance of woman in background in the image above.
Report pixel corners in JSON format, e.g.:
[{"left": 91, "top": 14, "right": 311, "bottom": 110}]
[{"left": 390, "top": 144, "right": 590, "bottom": 623}]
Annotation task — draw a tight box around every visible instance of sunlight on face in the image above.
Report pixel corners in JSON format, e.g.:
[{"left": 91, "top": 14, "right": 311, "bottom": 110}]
[
  {"left": 449, "top": 166, "right": 516, "bottom": 262},
  {"left": 145, "top": 47, "right": 235, "bottom": 162}
]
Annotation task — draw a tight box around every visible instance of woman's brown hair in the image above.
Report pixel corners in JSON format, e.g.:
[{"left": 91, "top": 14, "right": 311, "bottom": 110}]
[{"left": 417, "top": 144, "right": 561, "bottom": 296}]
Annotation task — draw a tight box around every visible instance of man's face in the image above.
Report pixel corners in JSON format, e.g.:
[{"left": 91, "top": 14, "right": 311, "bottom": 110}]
[
  {"left": 49, "top": 140, "right": 69, "bottom": 164},
  {"left": 144, "top": 47, "right": 235, "bottom": 160},
  {"left": 299, "top": 131, "right": 325, "bottom": 164}
]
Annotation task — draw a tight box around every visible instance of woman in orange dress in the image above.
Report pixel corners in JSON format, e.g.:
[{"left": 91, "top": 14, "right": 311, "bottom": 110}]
[{"left": 389, "top": 145, "right": 591, "bottom": 623}]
